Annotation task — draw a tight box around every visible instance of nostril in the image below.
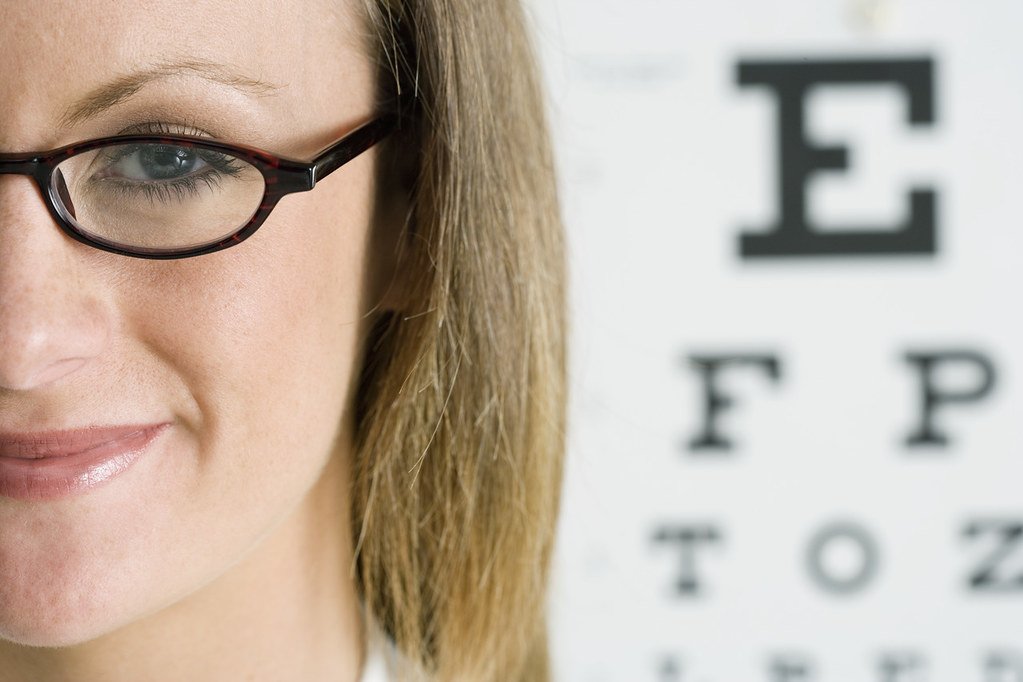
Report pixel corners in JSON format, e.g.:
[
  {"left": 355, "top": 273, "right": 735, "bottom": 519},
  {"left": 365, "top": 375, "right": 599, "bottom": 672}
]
[
  {"left": 0, "top": 358, "right": 88, "bottom": 392},
  {"left": 31, "top": 357, "right": 89, "bottom": 389},
  {"left": 0, "top": 312, "right": 107, "bottom": 391}
]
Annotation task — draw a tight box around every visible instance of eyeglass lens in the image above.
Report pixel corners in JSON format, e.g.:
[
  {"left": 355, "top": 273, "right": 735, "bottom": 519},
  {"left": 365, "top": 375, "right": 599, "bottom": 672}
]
[{"left": 50, "top": 142, "right": 266, "bottom": 251}]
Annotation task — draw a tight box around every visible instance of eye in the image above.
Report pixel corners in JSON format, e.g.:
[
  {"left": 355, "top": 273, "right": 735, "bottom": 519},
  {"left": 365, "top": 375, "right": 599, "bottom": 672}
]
[{"left": 99, "top": 144, "right": 210, "bottom": 183}]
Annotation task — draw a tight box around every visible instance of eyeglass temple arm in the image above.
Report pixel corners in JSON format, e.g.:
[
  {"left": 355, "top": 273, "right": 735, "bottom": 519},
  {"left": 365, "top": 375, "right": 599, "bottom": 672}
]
[{"left": 310, "top": 115, "right": 399, "bottom": 186}]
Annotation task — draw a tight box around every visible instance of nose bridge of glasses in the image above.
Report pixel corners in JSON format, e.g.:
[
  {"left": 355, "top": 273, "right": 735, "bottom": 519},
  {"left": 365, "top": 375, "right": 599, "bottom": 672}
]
[
  {"left": 0, "top": 157, "right": 43, "bottom": 176},
  {"left": 0, "top": 158, "right": 58, "bottom": 225},
  {"left": 0, "top": 167, "right": 58, "bottom": 226},
  {"left": 0, "top": 155, "right": 54, "bottom": 197}
]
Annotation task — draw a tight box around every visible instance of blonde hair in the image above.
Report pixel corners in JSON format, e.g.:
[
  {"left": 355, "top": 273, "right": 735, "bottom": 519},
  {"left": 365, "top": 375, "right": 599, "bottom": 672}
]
[{"left": 350, "top": 0, "right": 567, "bottom": 680}]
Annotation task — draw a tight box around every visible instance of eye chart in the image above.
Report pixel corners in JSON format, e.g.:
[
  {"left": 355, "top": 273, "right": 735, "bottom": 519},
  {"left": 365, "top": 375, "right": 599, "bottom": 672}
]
[{"left": 533, "top": 2, "right": 1023, "bottom": 681}]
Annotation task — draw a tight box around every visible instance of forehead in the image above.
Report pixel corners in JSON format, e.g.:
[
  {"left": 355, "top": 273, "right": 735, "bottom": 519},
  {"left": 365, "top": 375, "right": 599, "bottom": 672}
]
[{"left": 0, "top": 0, "right": 373, "bottom": 150}]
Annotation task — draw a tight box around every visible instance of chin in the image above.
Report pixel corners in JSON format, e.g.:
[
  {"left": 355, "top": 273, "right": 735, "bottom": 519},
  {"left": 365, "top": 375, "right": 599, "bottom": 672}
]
[
  {"left": 0, "top": 620, "right": 113, "bottom": 649},
  {"left": 0, "top": 622, "right": 102, "bottom": 649},
  {"left": 0, "top": 583, "right": 131, "bottom": 649},
  {"left": 0, "top": 544, "right": 148, "bottom": 650}
]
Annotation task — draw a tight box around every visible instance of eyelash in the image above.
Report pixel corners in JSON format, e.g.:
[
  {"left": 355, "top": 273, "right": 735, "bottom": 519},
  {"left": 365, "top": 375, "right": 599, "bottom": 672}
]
[{"left": 101, "top": 161, "right": 243, "bottom": 204}]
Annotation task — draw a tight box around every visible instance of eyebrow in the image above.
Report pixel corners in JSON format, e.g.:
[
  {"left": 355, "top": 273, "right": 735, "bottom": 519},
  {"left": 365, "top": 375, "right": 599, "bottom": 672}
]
[{"left": 58, "top": 57, "right": 283, "bottom": 128}]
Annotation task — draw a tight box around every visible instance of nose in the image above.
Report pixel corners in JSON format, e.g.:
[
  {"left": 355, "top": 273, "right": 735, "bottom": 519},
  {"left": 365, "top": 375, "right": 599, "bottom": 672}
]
[{"left": 0, "top": 176, "right": 110, "bottom": 390}]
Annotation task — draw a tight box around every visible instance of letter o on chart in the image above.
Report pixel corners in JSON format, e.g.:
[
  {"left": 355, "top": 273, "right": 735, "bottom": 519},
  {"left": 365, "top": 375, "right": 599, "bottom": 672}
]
[{"left": 806, "top": 521, "right": 879, "bottom": 595}]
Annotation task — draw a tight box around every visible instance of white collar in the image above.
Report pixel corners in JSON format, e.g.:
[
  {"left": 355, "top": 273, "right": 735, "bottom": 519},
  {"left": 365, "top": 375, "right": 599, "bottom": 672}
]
[
  {"left": 358, "top": 608, "right": 396, "bottom": 682},
  {"left": 359, "top": 643, "right": 391, "bottom": 682}
]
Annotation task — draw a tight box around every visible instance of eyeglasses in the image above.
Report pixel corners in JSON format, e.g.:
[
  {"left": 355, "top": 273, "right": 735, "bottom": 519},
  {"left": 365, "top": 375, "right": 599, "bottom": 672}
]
[{"left": 0, "top": 115, "right": 397, "bottom": 259}]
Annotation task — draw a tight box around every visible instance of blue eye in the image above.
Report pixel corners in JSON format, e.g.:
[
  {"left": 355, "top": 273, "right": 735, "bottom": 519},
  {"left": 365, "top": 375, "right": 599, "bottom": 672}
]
[
  {"left": 84, "top": 143, "right": 249, "bottom": 204},
  {"left": 113, "top": 145, "right": 208, "bottom": 182}
]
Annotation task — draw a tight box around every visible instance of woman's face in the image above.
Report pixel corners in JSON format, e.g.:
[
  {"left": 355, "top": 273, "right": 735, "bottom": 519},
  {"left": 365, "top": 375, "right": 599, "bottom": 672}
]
[{"left": 0, "top": 0, "right": 390, "bottom": 645}]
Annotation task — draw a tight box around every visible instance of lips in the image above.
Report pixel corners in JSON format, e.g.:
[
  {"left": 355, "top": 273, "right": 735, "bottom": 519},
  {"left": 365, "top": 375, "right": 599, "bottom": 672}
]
[{"left": 0, "top": 423, "right": 170, "bottom": 501}]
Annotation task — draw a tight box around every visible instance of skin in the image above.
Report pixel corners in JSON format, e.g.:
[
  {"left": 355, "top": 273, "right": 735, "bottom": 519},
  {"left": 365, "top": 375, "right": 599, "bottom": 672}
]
[{"left": 0, "top": 1, "right": 402, "bottom": 680}]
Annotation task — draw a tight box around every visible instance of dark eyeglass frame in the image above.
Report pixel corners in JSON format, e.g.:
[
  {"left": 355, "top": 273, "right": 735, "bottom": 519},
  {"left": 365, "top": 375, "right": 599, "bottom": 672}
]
[{"left": 0, "top": 114, "right": 398, "bottom": 259}]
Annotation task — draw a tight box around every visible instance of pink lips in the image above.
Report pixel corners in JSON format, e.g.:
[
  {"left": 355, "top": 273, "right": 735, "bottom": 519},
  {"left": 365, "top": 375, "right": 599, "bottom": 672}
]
[{"left": 0, "top": 423, "right": 170, "bottom": 501}]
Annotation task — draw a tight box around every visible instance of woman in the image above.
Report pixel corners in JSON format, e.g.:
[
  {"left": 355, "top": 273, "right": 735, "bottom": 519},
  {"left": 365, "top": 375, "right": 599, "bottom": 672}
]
[{"left": 0, "top": 1, "right": 566, "bottom": 681}]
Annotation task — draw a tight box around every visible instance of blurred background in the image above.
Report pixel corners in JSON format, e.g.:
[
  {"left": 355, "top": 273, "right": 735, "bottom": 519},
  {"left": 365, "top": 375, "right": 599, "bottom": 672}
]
[{"left": 528, "top": 1, "right": 1023, "bottom": 681}]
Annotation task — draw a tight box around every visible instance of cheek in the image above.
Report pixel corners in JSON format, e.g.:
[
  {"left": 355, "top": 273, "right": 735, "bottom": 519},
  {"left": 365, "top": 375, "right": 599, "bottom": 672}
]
[
  {"left": 0, "top": 162, "right": 376, "bottom": 646},
  {"left": 128, "top": 161, "right": 376, "bottom": 554},
  {"left": 144, "top": 193, "right": 371, "bottom": 453},
  {"left": 139, "top": 162, "right": 374, "bottom": 481}
]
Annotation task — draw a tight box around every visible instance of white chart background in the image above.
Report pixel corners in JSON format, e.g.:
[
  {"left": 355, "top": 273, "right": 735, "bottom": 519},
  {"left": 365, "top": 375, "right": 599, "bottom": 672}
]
[{"left": 531, "top": 2, "right": 1023, "bottom": 681}]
